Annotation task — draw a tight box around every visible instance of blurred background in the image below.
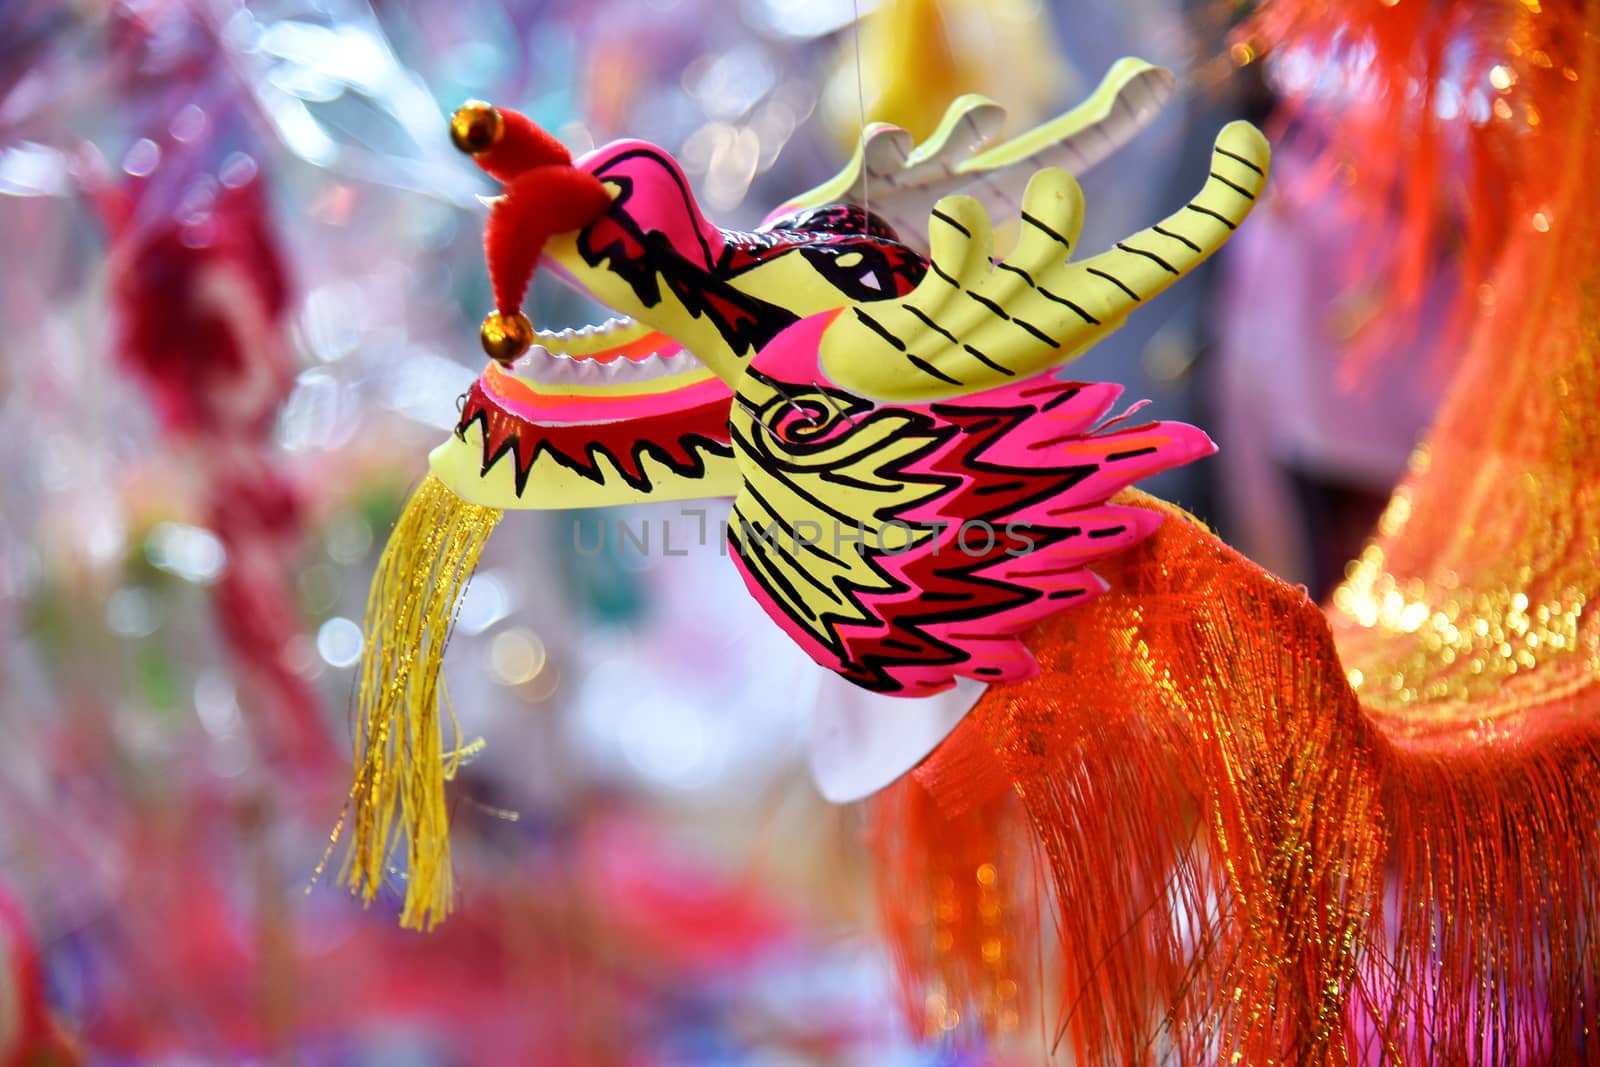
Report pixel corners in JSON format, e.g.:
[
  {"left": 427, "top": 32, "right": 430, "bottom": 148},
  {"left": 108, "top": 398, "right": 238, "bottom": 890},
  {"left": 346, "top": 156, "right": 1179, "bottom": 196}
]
[{"left": 0, "top": 0, "right": 1446, "bottom": 1062}]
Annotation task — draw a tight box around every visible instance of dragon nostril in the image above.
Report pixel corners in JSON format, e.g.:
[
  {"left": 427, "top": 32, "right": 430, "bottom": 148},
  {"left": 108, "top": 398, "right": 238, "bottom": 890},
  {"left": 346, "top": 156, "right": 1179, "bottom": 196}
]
[{"left": 450, "top": 100, "right": 504, "bottom": 156}]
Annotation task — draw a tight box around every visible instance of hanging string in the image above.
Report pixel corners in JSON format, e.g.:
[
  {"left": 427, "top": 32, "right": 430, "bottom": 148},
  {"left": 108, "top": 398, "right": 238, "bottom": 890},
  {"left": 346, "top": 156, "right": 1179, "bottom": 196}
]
[{"left": 852, "top": 0, "right": 870, "bottom": 231}]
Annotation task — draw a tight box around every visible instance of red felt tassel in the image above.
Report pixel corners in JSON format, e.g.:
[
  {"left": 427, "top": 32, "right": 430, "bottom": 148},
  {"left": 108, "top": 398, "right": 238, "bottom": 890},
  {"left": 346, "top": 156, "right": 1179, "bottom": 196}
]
[
  {"left": 485, "top": 166, "right": 613, "bottom": 316},
  {"left": 462, "top": 108, "right": 612, "bottom": 317}
]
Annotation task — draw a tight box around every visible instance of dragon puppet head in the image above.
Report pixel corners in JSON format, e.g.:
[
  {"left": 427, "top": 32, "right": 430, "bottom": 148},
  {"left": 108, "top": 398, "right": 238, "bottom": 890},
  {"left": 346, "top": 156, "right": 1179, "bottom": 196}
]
[{"left": 338, "top": 59, "right": 1271, "bottom": 929}]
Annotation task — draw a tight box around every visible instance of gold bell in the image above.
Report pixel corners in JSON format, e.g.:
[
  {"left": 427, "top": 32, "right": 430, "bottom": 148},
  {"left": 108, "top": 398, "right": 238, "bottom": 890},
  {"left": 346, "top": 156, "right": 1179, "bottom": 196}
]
[
  {"left": 450, "top": 101, "right": 503, "bottom": 156},
  {"left": 480, "top": 310, "right": 535, "bottom": 365}
]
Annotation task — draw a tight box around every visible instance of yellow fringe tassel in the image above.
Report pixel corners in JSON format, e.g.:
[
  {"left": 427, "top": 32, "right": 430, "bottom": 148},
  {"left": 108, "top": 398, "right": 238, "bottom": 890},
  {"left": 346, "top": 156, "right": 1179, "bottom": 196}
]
[{"left": 334, "top": 472, "right": 502, "bottom": 930}]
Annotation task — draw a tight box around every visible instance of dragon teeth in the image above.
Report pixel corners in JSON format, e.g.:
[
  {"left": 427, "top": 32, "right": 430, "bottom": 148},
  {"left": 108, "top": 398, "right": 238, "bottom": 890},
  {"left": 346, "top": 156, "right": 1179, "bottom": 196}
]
[
  {"left": 533, "top": 314, "right": 638, "bottom": 348},
  {"left": 507, "top": 339, "right": 692, "bottom": 386}
]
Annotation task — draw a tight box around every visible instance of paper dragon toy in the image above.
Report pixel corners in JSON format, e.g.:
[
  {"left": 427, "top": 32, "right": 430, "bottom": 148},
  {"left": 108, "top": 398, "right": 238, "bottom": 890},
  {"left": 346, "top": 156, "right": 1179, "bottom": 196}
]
[
  {"left": 338, "top": 32, "right": 1600, "bottom": 1063},
  {"left": 334, "top": 56, "right": 1251, "bottom": 919}
]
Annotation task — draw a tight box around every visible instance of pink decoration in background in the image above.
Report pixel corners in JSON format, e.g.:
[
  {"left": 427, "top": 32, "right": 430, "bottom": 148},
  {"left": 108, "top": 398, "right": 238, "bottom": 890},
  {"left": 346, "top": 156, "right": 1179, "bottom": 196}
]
[{"left": 88, "top": 5, "right": 328, "bottom": 769}]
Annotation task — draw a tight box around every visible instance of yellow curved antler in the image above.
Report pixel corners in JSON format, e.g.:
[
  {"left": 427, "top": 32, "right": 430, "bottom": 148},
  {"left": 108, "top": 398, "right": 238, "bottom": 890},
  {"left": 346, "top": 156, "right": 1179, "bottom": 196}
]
[{"left": 821, "top": 121, "right": 1271, "bottom": 403}]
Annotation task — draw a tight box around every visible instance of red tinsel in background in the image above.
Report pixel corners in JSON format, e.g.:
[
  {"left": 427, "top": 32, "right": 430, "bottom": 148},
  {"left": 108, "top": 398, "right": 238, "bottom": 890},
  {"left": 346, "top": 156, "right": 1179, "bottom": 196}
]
[{"left": 90, "top": 3, "right": 328, "bottom": 769}]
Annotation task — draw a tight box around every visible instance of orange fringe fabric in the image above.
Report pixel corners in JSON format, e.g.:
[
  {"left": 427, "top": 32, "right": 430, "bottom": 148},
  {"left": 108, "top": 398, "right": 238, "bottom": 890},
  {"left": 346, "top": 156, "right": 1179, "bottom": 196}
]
[
  {"left": 881, "top": 497, "right": 1390, "bottom": 1062},
  {"left": 869, "top": 718, "right": 1041, "bottom": 1043},
  {"left": 1239, "top": 0, "right": 1569, "bottom": 377},
  {"left": 870, "top": 2, "right": 1600, "bottom": 1061}
]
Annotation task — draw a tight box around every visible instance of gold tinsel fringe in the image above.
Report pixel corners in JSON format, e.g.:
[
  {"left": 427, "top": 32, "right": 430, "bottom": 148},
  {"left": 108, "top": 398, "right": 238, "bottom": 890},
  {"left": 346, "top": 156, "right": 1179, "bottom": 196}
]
[{"left": 333, "top": 472, "right": 501, "bottom": 930}]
